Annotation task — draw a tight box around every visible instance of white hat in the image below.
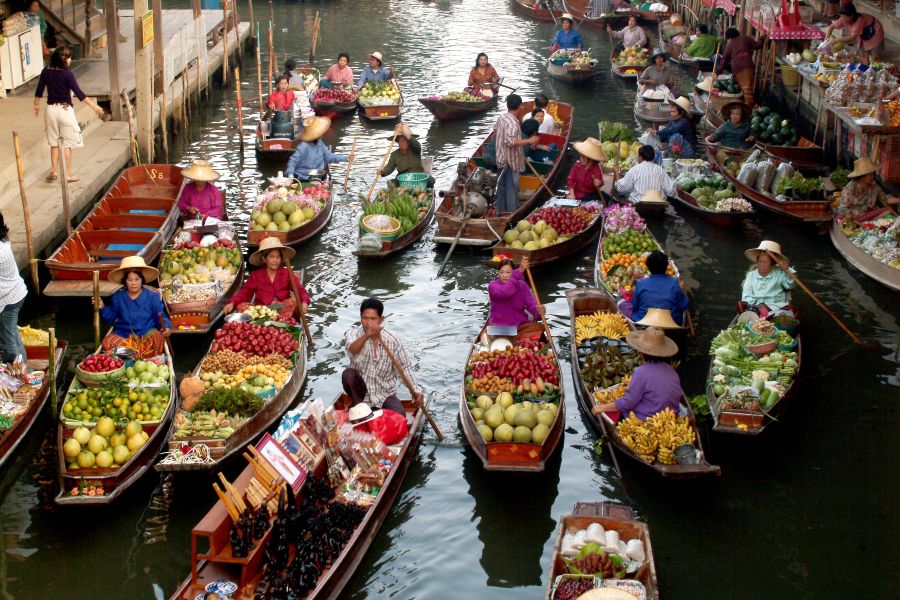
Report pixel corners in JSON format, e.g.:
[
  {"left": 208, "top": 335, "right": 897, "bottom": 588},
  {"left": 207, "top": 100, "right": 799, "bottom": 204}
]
[
  {"left": 667, "top": 96, "right": 692, "bottom": 116},
  {"left": 348, "top": 403, "right": 383, "bottom": 426},
  {"left": 744, "top": 240, "right": 789, "bottom": 266},
  {"left": 369, "top": 51, "right": 384, "bottom": 64},
  {"left": 560, "top": 13, "right": 575, "bottom": 22},
  {"left": 180, "top": 160, "right": 221, "bottom": 182}
]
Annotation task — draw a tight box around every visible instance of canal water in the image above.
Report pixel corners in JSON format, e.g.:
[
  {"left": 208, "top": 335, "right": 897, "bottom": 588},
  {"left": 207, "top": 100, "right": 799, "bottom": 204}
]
[{"left": 3, "top": 0, "right": 898, "bottom": 598}]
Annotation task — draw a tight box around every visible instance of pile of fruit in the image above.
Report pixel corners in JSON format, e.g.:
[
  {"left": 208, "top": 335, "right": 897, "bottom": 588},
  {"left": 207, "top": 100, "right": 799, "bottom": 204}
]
[
  {"left": 840, "top": 214, "right": 899, "bottom": 269},
  {"left": 362, "top": 188, "right": 431, "bottom": 235},
  {"left": 813, "top": 71, "right": 838, "bottom": 86},
  {"left": 62, "top": 419, "right": 149, "bottom": 472},
  {"left": 62, "top": 382, "right": 170, "bottom": 424},
  {"left": 199, "top": 362, "right": 290, "bottom": 393},
  {"left": 172, "top": 409, "right": 239, "bottom": 439},
  {"left": 164, "top": 285, "right": 217, "bottom": 304},
  {"left": 160, "top": 239, "right": 242, "bottom": 286},
  {"left": 467, "top": 345, "right": 560, "bottom": 389},
  {"left": 712, "top": 78, "right": 741, "bottom": 95},
  {"left": 575, "top": 310, "right": 630, "bottom": 343},
  {"left": 18, "top": 325, "right": 49, "bottom": 346},
  {"left": 580, "top": 340, "right": 640, "bottom": 391},
  {"left": 499, "top": 206, "right": 598, "bottom": 251},
  {"left": 78, "top": 353, "right": 123, "bottom": 375},
  {"left": 750, "top": 106, "right": 800, "bottom": 147},
  {"left": 887, "top": 99, "right": 900, "bottom": 127},
  {"left": 466, "top": 392, "right": 559, "bottom": 445},
  {"left": 551, "top": 49, "right": 594, "bottom": 67},
  {"left": 245, "top": 305, "right": 281, "bottom": 321},
  {"left": 602, "top": 204, "right": 644, "bottom": 234},
  {"left": 358, "top": 81, "right": 400, "bottom": 104},
  {"left": 677, "top": 172, "right": 737, "bottom": 210},
  {"left": 250, "top": 182, "right": 330, "bottom": 232},
  {"left": 593, "top": 377, "right": 630, "bottom": 404},
  {"left": 311, "top": 88, "right": 356, "bottom": 103},
  {"left": 212, "top": 321, "right": 300, "bottom": 357},
  {"left": 714, "top": 198, "right": 753, "bottom": 213},
  {"left": 599, "top": 260, "right": 649, "bottom": 295},
  {"left": 443, "top": 88, "right": 489, "bottom": 102},
  {"left": 602, "top": 229, "right": 658, "bottom": 256},
  {"left": 616, "top": 408, "right": 696, "bottom": 464},
  {"left": 199, "top": 349, "right": 292, "bottom": 373},
  {"left": 124, "top": 360, "right": 171, "bottom": 386},
  {"left": 616, "top": 46, "right": 649, "bottom": 67}
]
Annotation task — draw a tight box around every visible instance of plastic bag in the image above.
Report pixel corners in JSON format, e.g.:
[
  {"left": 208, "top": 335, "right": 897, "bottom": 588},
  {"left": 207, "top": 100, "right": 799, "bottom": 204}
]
[
  {"left": 770, "top": 162, "right": 795, "bottom": 195},
  {"left": 361, "top": 410, "right": 409, "bottom": 445},
  {"left": 638, "top": 130, "right": 662, "bottom": 151},
  {"left": 755, "top": 160, "right": 776, "bottom": 192},
  {"left": 737, "top": 162, "right": 758, "bottom": 187}
]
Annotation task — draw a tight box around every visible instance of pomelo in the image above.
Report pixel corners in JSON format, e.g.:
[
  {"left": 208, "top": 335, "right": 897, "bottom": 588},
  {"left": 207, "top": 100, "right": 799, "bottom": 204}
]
[
  {"left": 96, "top": 450, "right": 114, "bottom": 468},
  {"left": 77, "top": 450, "right": 96, "bottom": 468},
  {"left": 514, "top": 409, "right": 538, "bottom": 429},
  {"left": 504, "top": 403, "right": 522, "bottom": 426},
  {"left": 113, "top": 445, "right": 130, "bottom": 465},
  {"left": 532, "top": 423, "right": 550, "bottom": 444},
  {"left": 470, "top": 407, "right": 484, "bottom": 422},
  {"left": 73, "top": 427, "right": 91, "bottom": 446},
  {"left": 536, "top": 410, "right": 556, "bottom": 427},
  {"left": 477, "top": 423, "right": 493, "bottom": 442},
  {"left": 494, "top": 423, "right": 514, "bottom": 442},
  {"left": 497, "top": 392, "right": 514, "bottom": 409},
  {"left": 63, "top": 438, "right": 82, "bottom": 459},
  {"left": 484, "top": 406, "right": 504, "bottom": 429},
  {"left": 475, "top": 395, "right": 493, "bottom": 410},
  {"left": 513, "top": 425, "right": 532, "bottom": 443}
]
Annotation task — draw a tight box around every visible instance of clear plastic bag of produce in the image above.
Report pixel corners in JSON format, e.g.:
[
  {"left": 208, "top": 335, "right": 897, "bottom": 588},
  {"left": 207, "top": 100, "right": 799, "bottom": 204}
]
[
  {"left": 357, "top": 232, "right": 383, "bottom": 251},
  {"left": 737, "top": 161, "right": 758, "bottom": 187},
  {"left": 755, "top": 159, "right": 776, "bottom": 192},
  {"left": 770, "top": 162, "right": 795, "bottom": 195}
]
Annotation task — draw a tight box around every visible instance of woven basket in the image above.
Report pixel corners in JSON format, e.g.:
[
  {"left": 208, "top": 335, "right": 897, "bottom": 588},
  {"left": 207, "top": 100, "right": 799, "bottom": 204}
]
[
  {"left": 75, "top": 363, "right": 125, "bottom": 387},
  {"left": 166, "top": 297, "right": 217, "bottom": 315}
]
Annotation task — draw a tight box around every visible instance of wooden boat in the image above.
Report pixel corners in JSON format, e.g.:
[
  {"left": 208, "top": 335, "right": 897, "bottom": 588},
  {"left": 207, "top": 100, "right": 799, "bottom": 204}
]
[
  {"left": 43, "top": 165, "right": 184, "bottom": 297},
  {"left": 633, "top": 94, "right": 672, "bottom": 126},
  {"left": 310, "top": 89, "right": 358, "bottom": 116},
  {"left": 155, "top": 324, "right": 308, "bottom": 473},
  {"left": 509, "top": 0, "right": 555, "bottom": 22},
  {"left": 545, "top": 502, "right": 660, "bottom": 600},
  {"left": 353, "top": 194, "right": 435, "bottom": 259},
  {"left": 489, "top": 199, "right": 603, "bottom": 267},
  {"left": 611, "top": 49, "right": 649, "bottom": 80},
  {"left": 610, "top": 190, "right": 668, "bottom": 218},
  {"left": 434, "top": 101, "right": 573, "bottom": 247},
  {"left": 418, "top": 92, "right": 500, "bottom": 121},
  {"left": 167, "top": 392, "right": 426, "bottom": 599},
  {"left": 0, "top": 341, "right": 68, "bottom": 471},
  {"left": 255, "top": 122, "right": 301, "bottom": 159},
  {"left": 829, "top": 216, "right": 900, "bottom": 293},
  {"left": 703, "top": 108, "right": 824, "bottom": 168},
  {"left": 706, "top": 316, "right": 803, "bottom": 435},
  {"left": 358, "top": 79, "right": 403, "bottom": 121},
  {"left": 246, "top": 183, "right": 335, "bottom": 249},
  {"left": 547, "top": 57, "right": 600, "bottom": 86},
  {"left": 55, "top": 344, "right": 176, "bottom": 505},
  {"left": 707, "top": 146, "right": 832, "bottom": 223},
  {"left": 458, "top": 323, "right": 566, "bottom": 472},
  {"left": 566, "top": 288, "right": 719, "bottom": 479},
  {"left": 671, "top": 186, "right": 755, "bottom": 227}
]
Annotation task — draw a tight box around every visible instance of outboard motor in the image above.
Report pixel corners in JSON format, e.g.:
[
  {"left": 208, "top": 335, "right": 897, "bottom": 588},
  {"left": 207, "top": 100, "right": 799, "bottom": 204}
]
[{"left": 271, "top": 110, "right": 294, "bottom": 138}]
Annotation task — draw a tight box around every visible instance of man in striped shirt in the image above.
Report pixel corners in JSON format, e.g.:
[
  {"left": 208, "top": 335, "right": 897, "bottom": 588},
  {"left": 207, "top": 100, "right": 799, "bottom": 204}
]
[
  {"left": 343, "top": 297, "right": 422, "bottom": 415},
  {"left": 493, "top": 94, "right": 540, "bottom": 213},
  {"left": 614, "top": 145, "right": 677, "bottom": 204}
]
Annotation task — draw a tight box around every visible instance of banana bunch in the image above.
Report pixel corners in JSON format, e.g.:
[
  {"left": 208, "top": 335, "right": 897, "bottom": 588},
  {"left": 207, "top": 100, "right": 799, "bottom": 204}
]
[
  {"left": 19, "top": 325, "right": 49, "bottom": 346},
  {"left": 593, "top": 375, "right": 631, "bottom": 403},
  {"left": 575, "top": 310, "right": 630, "bottom": 343},
  {"left": 363, "top": 195, "right": 420, "bottom": 234},
  {"left": 646, "top": 408, "right": 696, "bottom": 465},
  {"left": 173, "top": 410, "right": 240, "bottom": 439},
  {"left": 616, "top": 413, "right": 658, "bottom": 463}
]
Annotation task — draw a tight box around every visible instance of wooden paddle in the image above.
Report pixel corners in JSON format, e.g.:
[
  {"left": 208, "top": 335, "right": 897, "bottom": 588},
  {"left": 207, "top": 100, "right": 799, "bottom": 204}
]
[
  {"left": 524, "top": 267, "right": 558, "bottom": 356},
  {"left": 436, "top": 208, "right": 472, "bottom": 277},
  {"left": 702, "top": 44, "right": 721, "bottom": 134},
  {"left": 764, "top": 250, "right": 863, "bottom": 345},
  {"left": 92, "top": 271, "right": 101, "bottom": 349},
  {"left": 158, "top": 312, "right": 175, "bottom": 357},
  {"left": 288, "top": 268, "right": 314, "bottom": 350},
  {"left": 343, "top": 138, "right": 357, "bottom": 193},
  {"left": 525, "top": 160, "right": 559, "bottom": 198},
  {"left": 366, "top": 127, "right": 401, "bottom": 202},
  {"left": 376, "top": 337, "right": 444, "bottom": 441}
]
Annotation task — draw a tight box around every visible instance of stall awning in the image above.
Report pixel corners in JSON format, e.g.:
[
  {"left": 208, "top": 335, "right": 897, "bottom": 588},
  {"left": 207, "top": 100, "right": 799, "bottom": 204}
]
[
  {"left": 713, "top": 0, "right": 738, "bottom": 16},
  {"left": 745, "top": 14, "right": 825, "bottom": 40}
]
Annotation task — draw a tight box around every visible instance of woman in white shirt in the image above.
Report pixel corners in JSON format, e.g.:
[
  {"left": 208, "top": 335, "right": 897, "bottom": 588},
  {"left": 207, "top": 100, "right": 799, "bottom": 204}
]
[{"left": 0, "top": 212, "right": 28, "bottom": 361}]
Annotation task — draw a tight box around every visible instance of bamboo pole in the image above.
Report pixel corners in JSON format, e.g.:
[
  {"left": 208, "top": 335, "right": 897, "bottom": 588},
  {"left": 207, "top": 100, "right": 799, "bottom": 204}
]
[
  {"left": 56, "top": 137, "right": 72, "bottom": 237},
  {"left": 367, "top": 127, "right": 400, "bottom": 201},
  {"left": 160, "top": 64, "right": 169, "bottom": 163},
  {"left": 267, "top": 19, "right": 274, "bottom": 96},
  {"left": 256, "top": 28, "right": 264, "bottom": 117},
  {"left": 122, "top": 91, "right": 139, "bottom": 164},
  {"left": 48, "top": 327, "right": 57, "bottom": 416},
  {"left": 524, "top": 268, "right": 558, "bottom": 357},
  {"left": 309, "top": 11, "right": 320, "bottom": 65},
  {"left": 235, "top": 67, "right": 244, "bottom": 153},
  {"left": 92, "top": 270, "right": 101, "bottom": 349},
  {"left": 343, "top": 138, "right": 357, "bottom": 193},
  {"left": 702, "top": 45, "right": 721, "bottom": 133},
  {"left": 222, "top": 4, "right": 229, "bottom": 87},
  {"left": 12, "top": 132, "right": 39, "bottom": 292},
  {"left": 377, "top": 340, "right": 444, "bottom": 441}
]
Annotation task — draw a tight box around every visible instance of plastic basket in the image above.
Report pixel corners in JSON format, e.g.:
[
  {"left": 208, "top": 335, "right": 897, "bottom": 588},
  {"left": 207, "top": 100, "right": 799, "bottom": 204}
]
[
  {"left": 551, "top": 56, "right": 569, "bottom": 66},
  {"left": 361, "top": 214, "right": 401, "bottom": 238},
  {"left": 397, "top": 172, "right": 429, "bottom": 190}
]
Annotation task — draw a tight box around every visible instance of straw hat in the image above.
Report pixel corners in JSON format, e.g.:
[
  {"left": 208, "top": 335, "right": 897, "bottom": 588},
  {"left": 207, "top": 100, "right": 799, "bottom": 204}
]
[
  {"left": 667, "top": 96, "right": 691, "bottom": 115},
  {"left": 744, "top": 240, "right": 789, "bottom": 266},
  {"left": 180, "top": 160, "right": 221, "bottom": 182},
  {"left": 720, "top": 101, "right": 751, "bottom": 121},
  {"left": 696, "top": 75, "right": 713, "bottom": 92},
  {"left": 249, "top": 236, "right": 296, "bottom": 267},
  {"left": 669, "top": 14, "right": 683, "bottom": 26},
  {"left": 348, "top": 403, "right": 383, "bottom": 427},
  {"left": 625, "top": 327, "right": 679, "bottom": 357},
  {"left": 636, "top": 308, "right": 680, "bottom": 329},
  {"left": 573, "top": 137, "right": 607, "bottom": 162},
  {"left": 108, "top": 255, "right": 159, "bottom": 284},
  {"left": 560, "top": 13, "right": 575, "bottom": 23},
  {"left": 369, "top": 51, "right": 384, "bottom": 64},
  {"left": 642, "top": 189, "right": 666, "bottom": 203},
  {"left": 300, "top": 116, "right": 332, "bottom": 142},
  {"left": 847, "top": 157, "right": 880, "bottom": 179}
]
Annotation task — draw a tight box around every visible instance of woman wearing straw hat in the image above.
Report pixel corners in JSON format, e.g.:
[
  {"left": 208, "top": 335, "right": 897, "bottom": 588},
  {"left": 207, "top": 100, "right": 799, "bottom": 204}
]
[
  {"left": 629, "top": 251, "right": 689, "bottom": 326},
  {"left": 653, "top": 96, "right": 695, "bottom": 158},
  {"left": 224, "top": 237, "right": 311, "bottom": 321},
  {"left": 97, "top": 256, "right": 170, "bottom": 354},
  {"left": 740, "top": 241, "right": 795, "bottom": 318},
  {"left": 550, "top": 14, "right": 583, "bottom": 53},
  {"left": 835, "top": 157, "right": 900, "bottom": 220},
  {"left": 705, "top": 101, "right": 754, "bottom": 151},
  {"left": 285, "top": 116, "right": 353, "bottom": 181},
  {"left": 179, "top": 160, "right": 224, "bottom": 220},
  {"left": 357, "top": 51, "right": 393, "bottom": 89},
  {"left": 591, "top": 327, "right": 681, "bottom": 422},
  {"left": 638, "top": 50, "right": 677, "bottom": 89},
  {"left": 566, "top": 138, "right": 606, "bottom": 202}
]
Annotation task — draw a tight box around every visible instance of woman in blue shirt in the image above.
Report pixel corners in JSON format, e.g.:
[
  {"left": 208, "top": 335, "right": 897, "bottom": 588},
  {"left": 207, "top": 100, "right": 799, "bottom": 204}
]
[
  {"left": 550, "top": 14, "right": 583, "bottom": 52},
  {"left": 655, "top": 96, "right": 695, "bottom": 158},
  {"left": 630, "top": 251, "right": 689, "bottom": 325},
  {"left": 357, "top": 51, "right": 393, "bottom": 88},
  {"left": 286, "top": 116, "right": 353, "bottom": 180},
  {"left": 97, "top": 256, "right": 170, "bottom": 354}
]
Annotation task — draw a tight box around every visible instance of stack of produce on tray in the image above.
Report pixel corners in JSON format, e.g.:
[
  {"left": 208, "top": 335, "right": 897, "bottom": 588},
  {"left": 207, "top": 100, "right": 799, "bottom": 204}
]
[
  {"left": 574, "top": 309, "right": 637, "bottom": 405},
  {"left": 159, "top": 236, "right": 241, "bottom": 287},
  {"left": 723, "top": 149, "right": 818, "bottom": 200},
  {"left": 358, "top": 80, "right": 401, "bottom": 106},
  {"left": 886, "top": 99, "right": 900, "bottom": 126},
  {"left": 464, "top": 339, "right": 561, "bottom": 445},
  {"left": 18, "top": 325, "right": 49, "bottom": 346},
  {"left": 599, "top": 235, "right": 674, "bottom": 298},
  {"left": 311, "top": 88, "right": 357, "bottom": 104},
  {"left": 824, "top": 66, "right": 897, "bottom": 106},
  {"left": 599, "top": 124, "right": 641, "bottom": 173},
  {"left": 750, "top": 106, "right": 801, "bottom": 147},
  {"left": 837, "top": 213, "right": 899, "bottom": 269},
  {"left": 0, "top": 356, "right": 43, "bottom": 432},
  {"left": 498, "top": 204, "right": 600, "bottom": 250},
  {"left": 360, "top": 187, "right": 431, "bottom": 237},
  {"left": 575, "top": 310, "right": 630, "bottom": 344},
  {"left": 707, "top": 320, "right": 799, "bottom": 414},
  {"left": 63, "top": 359, "right": 171, "bottom": 424},
  {"left": 616, "top": 46, "right": 649, "bottom": 67},
  {"left": 250, "top": 181, "right": 330, "bottom": 232},
  {"left": 441, "top": 88, "right": 490, "bottom": 102},
  {"left": 616, "top": 408, "right": 696, "bottom": 464},
  {"left": 676, "top": 171, "right": 751, "bottom": 212},
  {"left": 552, "top": 49, "right": 595, "bottom": 67},
  {"left": 61, "top": 419, "right": 150, "bottom": 475}
]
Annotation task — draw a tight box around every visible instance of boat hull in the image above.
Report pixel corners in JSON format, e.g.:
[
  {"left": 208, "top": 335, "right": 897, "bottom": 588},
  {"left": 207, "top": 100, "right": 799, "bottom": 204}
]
[
  {"left": 246, "top": 186, "right": 335, "bottom": 248},
  {"left": 671, "top": 188, "right": 754, "bottom": 227},
  {"left": 829, "top": 218, "right": 900, "bottom": 293},
  {"left": 418, "top": 95, "right": 499, "bottom": 121},
  {"left": 547, "top": 59, "right": 599, "bottom": 85}
]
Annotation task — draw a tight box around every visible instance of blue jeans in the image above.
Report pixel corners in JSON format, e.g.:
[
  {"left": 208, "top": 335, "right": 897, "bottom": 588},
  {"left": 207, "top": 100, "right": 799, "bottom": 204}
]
[
  {"left": 0, "top": 299, "right": 26, "bottom": 362},
  {"left": 495, "top": 167, "right": 520, "bottom": 214}
]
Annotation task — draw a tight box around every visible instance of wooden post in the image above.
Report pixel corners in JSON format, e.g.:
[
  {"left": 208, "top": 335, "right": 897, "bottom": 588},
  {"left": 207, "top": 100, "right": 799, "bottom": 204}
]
[
  {"left": 235, "top": 67, "right": 244, "bottom": 152},
  {"left": 222, "top": 2, "right": 229, "bottom": 87},
  {"left": 92, "top": 271, "right": 101, "bottom": 349},
  {"left": 267, "top": 19, "right": 274, "bottom": 96},
  {"left": 159, "top": 63, "right": 169, "bottom": 163},
  {"left": 104, "top": 0, "right": 122, "bottom": 121},
  {"left": 134, "top": 0, "right": 154, "bottom": 162},
  {"left": 49, "top": 328, "right": 58, "bottom": 415},
  {"left": 248, "top": 0, "right": 255, "bottom": 42},
  {"left": 12, "top": 132, "right": 40, "bottom": 292},
  {"left": 256, "top": 29, "right": 264, "bottom": 117},
  {"left": 84, "top": 0, "right": 93, "bottom": 58},
  {"left": 56, "top": 137, "right": 73, "bottom": 237},
  {"left": 122, "top": 91, "right": 139, "bottom": 164}
]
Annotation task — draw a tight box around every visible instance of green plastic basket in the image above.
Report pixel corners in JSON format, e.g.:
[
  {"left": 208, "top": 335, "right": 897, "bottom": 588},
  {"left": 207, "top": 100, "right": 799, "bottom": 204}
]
[{"left": 397, "top": 172, "right": 429, "bottom": 190}]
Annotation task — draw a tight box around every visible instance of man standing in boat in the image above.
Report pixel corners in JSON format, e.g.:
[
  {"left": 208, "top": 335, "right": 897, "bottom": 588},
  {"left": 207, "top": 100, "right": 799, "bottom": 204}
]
[
  {"left": 343, "top": 298, "right": 423, "bottom": 416},
  {"left": 381, "top": 122, "right": 434, "bottom": 188},
  {"left": 493, "top": 94, "right": 539, "bottom": 214}
]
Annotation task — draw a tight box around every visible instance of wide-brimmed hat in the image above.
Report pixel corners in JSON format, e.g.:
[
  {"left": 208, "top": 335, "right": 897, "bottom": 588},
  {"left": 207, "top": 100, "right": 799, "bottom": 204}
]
[
  {"left": 642, "top": 189, "right": 666, "bottom": 203},
  {"left": 625, "top": 326, "right": 679, "bottom": 357},
  {"left": 720, "top": 100, "right": 751, "bottom": 121},
  {"left": 180, "top": 160, "right": 221, "bottom": 182},
  {"left": 348, "top": 402, "right": 383, "bottom": 427},
  {"left": 573, "top": 137, "right": 607, "bottom": 162},
  {"left": 744, "top": 240, "right": 789, "bottom": 266},
  {"left": 696, "top": 75, "right": 713, "bottom": 92},
  {"left": 650, "top": 49, "right": 668, "bottom": 62},
  {"left": 300, "top": 116, "right": 332, "bottom": 142},
  {"left": 847, "top": 157, "right": 880, "bottom": 179},
  {"left": 560, "top": 13, "right": 575, "bottom": 23},
  {"left": 635, "top": 308, "right": 680, "bottom": 329},
  {"left": 369, "top": 51, "right": 384, "bottom": 64},
  {"left": 667, "top": 96, "right": 691, "bottom": 115},
  {"left": 249, "top": 236, "right": 296, "bottom": 266},
  {"left": 669, "top": 14, "right": 683, "bottom": 26},
  {"left": 108, "top": 255, "right": 160, "bottom": 284}
]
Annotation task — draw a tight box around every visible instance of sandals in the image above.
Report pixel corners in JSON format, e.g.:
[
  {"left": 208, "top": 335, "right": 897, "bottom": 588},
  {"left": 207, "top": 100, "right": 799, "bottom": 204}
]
[
  {"left": 46, "top": 174, "right": 58, "bottom": 181},
  {"left": 66, "top": 175, "right": 80, "bottom": 183}
]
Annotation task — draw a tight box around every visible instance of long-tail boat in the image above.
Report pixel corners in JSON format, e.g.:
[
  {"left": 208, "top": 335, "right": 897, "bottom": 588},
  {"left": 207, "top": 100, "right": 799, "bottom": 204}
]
[
  {"left": 418, "top": 89, "right": 500, "bottom": 121},
  {"left": 830, "top": 213, "right": 900, "bottom": 293}
]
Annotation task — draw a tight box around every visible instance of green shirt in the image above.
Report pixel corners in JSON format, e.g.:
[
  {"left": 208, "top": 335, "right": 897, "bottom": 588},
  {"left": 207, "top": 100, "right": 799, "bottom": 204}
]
[
  {"left": 741, "top": 268, "right": 795, "bottom": 310},
  {"left": 381, "top": 135, "right": 424, "bottom": 176},
  {"left": 685, "top": 34, "right": 721, "bottom": 59},
  {"left": 711, "top": 121, "right": 753, "bottom": 150}
]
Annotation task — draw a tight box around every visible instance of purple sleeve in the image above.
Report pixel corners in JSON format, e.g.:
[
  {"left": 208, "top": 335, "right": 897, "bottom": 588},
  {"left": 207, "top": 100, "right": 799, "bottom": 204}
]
[
  {"left": 66, "top": 70, "right": 87, "bottom": 101},
  {"left": 615, "top": 367, "right": 645, "bottom": 415},
  {"left": 520, "top": 279, "right": 540, "bottom": 318},
  {"left": 35, "top": 70, "right": 47, "bottom": 99},
  {"left": 488, "top": 278, "right": 519, "bottom": 301}
]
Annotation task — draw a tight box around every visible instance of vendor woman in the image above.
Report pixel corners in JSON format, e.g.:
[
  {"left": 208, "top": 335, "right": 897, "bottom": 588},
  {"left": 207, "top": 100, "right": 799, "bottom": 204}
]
[
  {"left": 178, "top": 160, "right": 224, "bottom": 220},
  {"left": 224, "top": 237, "right": 311, "bottom": 321},
  {"left": 592, "top": 327, "right": 681, "bottom": 421},
  {"left": 468, "top": 52, "right": 501, "bottom": 93},
  {"left": 285, "top": 116, "right": 353, "bottom": 181},
  {"left": 740, "top": 241, "right": 795, "bottom": 317},
  {"left": 835, "top": 157, "right": 900, "bottom": 219},
  {"left": 550, "top": 13, "right": 582, "bottom": 52},
  {"left": 655, "top": 96, "right": 695, "bottom": 158},
  {"left": 488, "top": 258, "right": 544, "bottom": 328},
  {"left": 705, "top": 101, "right": 754, "bottom": 150},
  {"left": 639, "top": 50, "right": 677, "bottom": 89},
  {"left": 98, "top": 256, "right": 170, "bottom": 353},
  {"left": 566, "top": 138, "right": 605, "bottom": 201},
  {"left": 357, "top": 51, "right": 393, "bottom": 88},
  {"left": 267, "top": 75, "right": 296, "bottom": 111}
]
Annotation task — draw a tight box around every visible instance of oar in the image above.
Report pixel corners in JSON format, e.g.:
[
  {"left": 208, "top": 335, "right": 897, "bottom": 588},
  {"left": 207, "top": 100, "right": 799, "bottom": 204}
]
[
  {"left": 288, "top": 268, "right": 314, "bottom": 351},
  {"left": 436, "top": 208, "right": 472, "bottom": 277},
  {"left": 525, "top": 160, "right": 559, "bottom": 198},
  {"left": 92, "top": 271, "right": 101, "bottom": 349},
  {"left": 12, "top": 132, "right": 39, "bottom": 291},
  {"left": 763, "top": 251, "right": 863, "bottom": 345},
  {"left": 308, "top": 11, "right": 320, "bottom": 65},
  {"left": 493, "top": 81, "right": 518, "bottom": 92},
  {"left": 157, "top": 312, "right": 174, "bottom": 357},
  {"left": 524, "top": 267, "right": 558, "bottom": 356},
  {"left": 366, "top": 127, "right": 400, "bottom": 202},
  {"left": 343, "top": 137, "right": 357, "bottom": 193},
  {"left": 702, "top": 44, "right": 721, "bottom": 134},
  {"left": 377, "top": 337, "right": 444, "bottom": 441}
]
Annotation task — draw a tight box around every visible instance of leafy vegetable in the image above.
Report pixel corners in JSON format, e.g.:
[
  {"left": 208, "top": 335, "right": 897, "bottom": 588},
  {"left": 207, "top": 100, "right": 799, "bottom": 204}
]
[
  {"left": 598, "top": 121, "right": 634, "bottom": 143},
  {"left": 194, "top": 387, "right": 264, "bottom": 417}
]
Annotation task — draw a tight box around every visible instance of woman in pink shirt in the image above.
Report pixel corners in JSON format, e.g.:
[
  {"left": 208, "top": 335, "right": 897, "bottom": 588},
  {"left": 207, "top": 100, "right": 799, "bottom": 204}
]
[
  {"left": 225, "top": 237, "right": 311, "bottom": 321},
  {"left": 566, "top": 138, "right": 605, "bottom": 201},
  {"left": 178, "top": 160, "right": 224, "bottom": 220},
  {"left": 488, "top": 258, "right": 543, "bottom": 328},
  {"left": 322, "top": 53, "right": 354, "bottom": 88},
  {"left": 829, "top": 5, "right": 884, "bottom": 62}
]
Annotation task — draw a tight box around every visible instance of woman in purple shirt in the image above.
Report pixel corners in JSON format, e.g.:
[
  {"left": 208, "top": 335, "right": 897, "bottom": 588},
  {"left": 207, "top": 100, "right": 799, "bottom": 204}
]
[
  {"left": 592, "top": 327, "right": 681, "bottom": 421},
  {"left": 33, "top": 46, "right": 104, "bottom": 182},
  {"left": 488, "top": 258, "right": 544, "bottom": 328}
]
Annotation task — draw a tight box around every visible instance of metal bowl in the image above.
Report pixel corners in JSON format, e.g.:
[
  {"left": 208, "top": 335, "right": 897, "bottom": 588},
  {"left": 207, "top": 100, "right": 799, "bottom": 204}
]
[
  {"left": 224, "top": 312, "right": 251, "bottom": 323},
  {"left": 110, "top": 347, "right": 137, "bottom": 360}
]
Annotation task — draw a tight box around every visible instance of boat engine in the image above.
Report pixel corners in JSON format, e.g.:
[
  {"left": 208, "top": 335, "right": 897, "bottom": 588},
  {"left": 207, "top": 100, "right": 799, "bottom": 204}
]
[{"left": 453, "top": 165, "right": 497, "bottom": 218}]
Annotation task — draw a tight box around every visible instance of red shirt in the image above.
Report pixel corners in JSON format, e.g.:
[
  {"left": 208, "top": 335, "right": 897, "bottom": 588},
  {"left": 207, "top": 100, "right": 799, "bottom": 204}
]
[
  {"left": 716, "top": 35, "right": 763, "bottom": 75},
  {"left": 567, "top": 161, "right": 604, "bottom": 198},
  {"left": 267, "top": 90, "right": 296, "bottom": 111},
  {"left": 230, "top": 267, "right": 311, "bottom": 307}
]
